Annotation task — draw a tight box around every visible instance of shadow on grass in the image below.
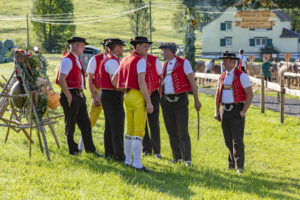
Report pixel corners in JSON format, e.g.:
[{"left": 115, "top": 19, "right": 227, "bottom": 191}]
[{"left": 63, "top": 154, "right": 299, "bottom": 200}]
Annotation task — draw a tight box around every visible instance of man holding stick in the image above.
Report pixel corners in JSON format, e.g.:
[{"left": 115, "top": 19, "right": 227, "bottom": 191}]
[
  {"left": 159, "top": 42, "right": 201, "bottom": 167},
  {"left": 214, "top": 52, "right": 253, "bottom": 175}
]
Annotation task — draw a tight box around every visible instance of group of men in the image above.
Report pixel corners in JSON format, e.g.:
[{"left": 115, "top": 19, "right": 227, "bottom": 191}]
[{"left": 56, "top": 36, "right": 253, "bottom": 175}]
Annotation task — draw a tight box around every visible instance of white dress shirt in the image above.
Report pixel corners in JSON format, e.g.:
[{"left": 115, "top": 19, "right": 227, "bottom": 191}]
[
  {"left": 217, "top": 68, "right": 251, "bottom": 103},
  {"left": 163, "top": 57, "right": 193, "bottom": 94},
  {"left": 59, "top": 51, "right": 85, "bottom": 89},
  {"left": 238, "top": 55, "right": 248, "bottom": 67},
  {"left": 86, "top": 54, "right": 106, "bottom": 74}
]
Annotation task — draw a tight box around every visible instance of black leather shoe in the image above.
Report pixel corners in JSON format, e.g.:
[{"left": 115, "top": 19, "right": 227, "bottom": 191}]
[
  {"left": 171, "top": 159, "right": 182, "bottom": 164},
  {"left": 92, "top": 151, "right": 104, "bottom": 158},
  {"left": 133, "top": 166, "right": 150, "bottom": 173}
]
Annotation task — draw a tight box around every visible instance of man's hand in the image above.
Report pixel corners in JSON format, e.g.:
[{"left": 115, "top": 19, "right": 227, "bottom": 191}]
[
  {"left": 214, "top": 112, "right": 221, "bottom": 121},
  {"left": 67, "top": 93, "right": 72, "bottom": 106},
  {"left": 146, "top": 101, "right": 154, "bottom": 114},
  {"left": 92, "top": 95, "right": 101, "bottom": 107},
  {"left": 194, "top": 100, "right": 201, "bottom": 111},
  {"left": 240, "top": 110, "right": 246, "bottom": 118}
]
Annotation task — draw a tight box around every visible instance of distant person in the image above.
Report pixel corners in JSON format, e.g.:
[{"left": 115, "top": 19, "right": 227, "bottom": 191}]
[
  {"left": 238, "top": 49, "right": 248, "bottom": 73},
  {"left": 205, "top": 59, "right": 215, "bottom": 82},
  {"left": 261, "top": 57, "right": 273, "bottom": 82}
]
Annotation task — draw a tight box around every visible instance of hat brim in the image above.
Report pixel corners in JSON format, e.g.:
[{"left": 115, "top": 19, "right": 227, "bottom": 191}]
[
  {"left": 218, "top": 57, "right": 239, "bottom": 60},
  {"left": 107, "top": 42, "right": 126, "bottom": 46},
  {"left": 67, "top": 39, "right": 89, "bottom": 45},
  {"left": 130, "top": 40, "right": 153, "bottom": 45}
]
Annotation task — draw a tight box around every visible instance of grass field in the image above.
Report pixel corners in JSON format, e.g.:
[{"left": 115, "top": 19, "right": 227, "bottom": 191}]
[
  {"left": 0, "top": 57, "right": 300, "bottom": 200},
  {"left": 0, "top": 0, "right": 202, "bottom": 50}
]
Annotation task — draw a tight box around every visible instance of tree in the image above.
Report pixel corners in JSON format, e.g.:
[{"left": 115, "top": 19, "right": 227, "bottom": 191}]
[
  {"left": 31, "top": 0, "right": 75, "bottom": 53},
  {"left": 127, "top": 0, "right": 155, "bottom": 38}
]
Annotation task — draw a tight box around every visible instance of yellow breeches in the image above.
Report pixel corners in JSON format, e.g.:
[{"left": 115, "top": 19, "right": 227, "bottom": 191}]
[
  {"left": 124, "top": 89, "right": 147, "bottom": 138},
  {"left": 89, "top": 87, "right": 102, "bottom": 127}
]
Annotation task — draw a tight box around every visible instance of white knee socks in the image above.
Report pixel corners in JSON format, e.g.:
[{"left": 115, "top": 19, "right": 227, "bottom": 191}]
[
  {"left": 124, "top": 134, "right": 133, "bottom": 165},
  {"left": 132, "top": 136, "right": 143, "bottom": 169}
]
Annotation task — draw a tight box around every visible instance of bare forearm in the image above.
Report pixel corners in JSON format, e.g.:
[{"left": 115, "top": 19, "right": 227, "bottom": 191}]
[
  {"left": 59, "top": 78, "right": 71, "bottom": 98},
  {"left": 138, "top": 76, "right": 151, "bottom": 103},
  {"left": 88, "top": 75, "right": 97, "bottom": 98},
  {"left": 187, "top": 73, "right": 199, "bottom": 101},
  {"left": 242, "top": 87, "right": 253, "bottom": 113}
]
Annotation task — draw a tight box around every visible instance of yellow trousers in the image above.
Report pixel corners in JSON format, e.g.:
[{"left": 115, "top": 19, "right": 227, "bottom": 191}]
[
  {"left": 89, "top": 87, "right": 102, "bottom": 127},
  {"left": 124, "top": 89, "right": 147, "bottom": 138}
]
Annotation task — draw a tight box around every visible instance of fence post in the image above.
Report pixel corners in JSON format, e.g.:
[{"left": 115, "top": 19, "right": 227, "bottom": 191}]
[
  {"left": 280, "top": 79, "right": 285, "bottom": 124},
  {"left": 287, "top": 78, "right": 291, "bottom": 89},
  {"left": 260, "top": 76, "right": 265, "bottom": 113}
]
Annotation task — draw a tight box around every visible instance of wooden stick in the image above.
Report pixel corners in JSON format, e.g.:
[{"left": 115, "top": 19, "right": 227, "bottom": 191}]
[
  {"left": 0, "top": 69, "right": 16, "bottom": 98},
  {"left": 197, "top": 111, "right": 200, "bottom": 140},
  {"left": 260, "top": 76, "right": 265, "bottom": 113},
  {"left": 4, "top": 112, "right": 13, "bottom": 143},
  {"left": 280, "top": 79, "right": 285, "bottom": 124},
  {"left": 29, "top": 92, "right": 33, "bottom": 158}
]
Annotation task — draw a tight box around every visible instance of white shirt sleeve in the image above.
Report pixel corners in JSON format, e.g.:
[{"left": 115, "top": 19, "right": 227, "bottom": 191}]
[
  {"left": 240, "top": 73, "right": 251, "bottom": 88},
  {"left": 155, "top": 58, "right": 163, "bottom": 75},
  {"left": 105, "top": 59, "right": 120, "bottom": 75},
  {"left": 86, "top": 56, "right": 97, "bottom": 74},
  {"left": 183, "top": 59, "right": 194, "bottom": 75},
  {"left": 137, "top": 58, "right": 146, "bottom": 74},
  {"left": 59, "top": 58, "right": 73, "bottom": 75}
]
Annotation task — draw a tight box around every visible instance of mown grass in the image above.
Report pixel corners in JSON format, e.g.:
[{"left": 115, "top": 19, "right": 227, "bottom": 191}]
[
  {"left": 0, "top": 58, "right": 300, "bottom": 200},
  {"left": 0, "top": 0, "right": 202, "bottom": 50}
]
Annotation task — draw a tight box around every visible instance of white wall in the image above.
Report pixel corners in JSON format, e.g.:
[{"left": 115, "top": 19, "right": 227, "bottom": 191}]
[{"left": 202, "top": 7, "right": 298, "bottom": 55}]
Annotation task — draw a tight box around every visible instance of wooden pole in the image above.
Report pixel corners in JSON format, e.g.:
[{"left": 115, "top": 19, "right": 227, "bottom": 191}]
[
  {"left": 149, "top": 0, "right": 152, "bottom": 54},
  {"left": 26, "top": 14, "right": 30, "bottom": 49},
  {"left": 280, "top": 79, "right": 285, "bottom": 124},
  {"left": 287, "top": 78, "right": 291, "bottom": 89},
  {"left": 4, "top": 112, "right": 13, "bottom": 143},
  {"left": 29, "top": 92, "right": 33, "bottom": 158},
  {"left": 260, "top": 76, "right": 265, "bottom": 113}
]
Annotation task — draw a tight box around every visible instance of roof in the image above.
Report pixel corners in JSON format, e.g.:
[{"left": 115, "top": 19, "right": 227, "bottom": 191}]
[
  {"left": 280, "top": 28, "right": 300, "bottom": 38},
  {"left": 272, "top": 10, "right": 292, "bottom": 21}
]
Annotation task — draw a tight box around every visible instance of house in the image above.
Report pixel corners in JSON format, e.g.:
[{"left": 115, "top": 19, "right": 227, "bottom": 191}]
[{"left": 201, "top": 3, "right": 300, "bottom": 59}]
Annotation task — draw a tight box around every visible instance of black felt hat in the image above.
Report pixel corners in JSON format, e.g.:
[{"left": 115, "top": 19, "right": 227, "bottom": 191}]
[
  {"left": 130, "top": 36, "right": 152, "bottom": 45},
  {"left": 106, "top": 38, "right": 126, "bottom": 46},
  {"left": 218, "top": 52, "right": 239, "bottom": 60},
  {"left": 67, "top": 36, "right": 89, "bottom": 45}
]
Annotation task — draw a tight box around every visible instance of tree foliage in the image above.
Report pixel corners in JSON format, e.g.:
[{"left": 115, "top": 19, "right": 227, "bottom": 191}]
[
  {"left": 31, "top": 0, "right": 75, "bottom": 53},
  {"left": 127, "top": 0, "right": 155, "bottom": 38}
]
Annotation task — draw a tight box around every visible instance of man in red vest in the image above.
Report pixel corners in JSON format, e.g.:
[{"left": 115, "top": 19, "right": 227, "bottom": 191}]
[
  {"left": 159, "top": 42, "right": 201, "bottom": 167},
  {"left": 56, "top": 36, "right": 99, "bottom": 156},
  {"left": 142, "top": 43, "right": 163, "bottom": 159},
  {"left": 214, "top": 52, "right": 253, "bottom": 175},
  {"left": 98, "top": 38, "right": 126, "bottom": 161},
  {"left": 116, "top": 36, "right": 154, "bottom": 173},
  {"left": 78, "top": 38, "right": 110, "bottom": 153}
]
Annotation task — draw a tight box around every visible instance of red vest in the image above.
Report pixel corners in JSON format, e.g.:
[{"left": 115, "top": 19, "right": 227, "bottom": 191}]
[
  {"left": 56, "top": 52, "right": 86, "bottom": 89},
  {"left": 146, "top": 54, "right": 160, "bottom": 94},
  {"left": 216, "top": 68, "right": 247, "bottom": 104},
  {"left": 93, "top": 53, "right": 105, "bottom": 88},
  {"left": 162, "top": 56, "right": 192, "bottom": 94},
  {"left": 99, "top": 53, "right": 119, "bottom": 90},
  {"left": 117, "top": 52, "right": 144, "bottom": 91}
]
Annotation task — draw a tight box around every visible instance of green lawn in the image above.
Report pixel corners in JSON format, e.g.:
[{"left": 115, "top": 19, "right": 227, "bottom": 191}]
[
  {"left": 0, "top": 60, "right": 300, "bottom": 199},
  {"left": 0, "top": 0, "right": 202, "bottom": 50}
]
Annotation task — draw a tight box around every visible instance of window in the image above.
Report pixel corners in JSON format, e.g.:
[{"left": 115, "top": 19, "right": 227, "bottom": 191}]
[
  {"left": 225, "top": 21, "right": 232, "bottom": 31},
  {"left": 225, "top": 37, "right": 232, "bottom": 47},
  {"left": 220, "top": 37, "right": 232, "bottom": 47},
  {"left": 220, "top": 21, "right": 232, "bottom": 31},
  {"left": 255, "top": 37, "right": 267, "bottom": 47}
]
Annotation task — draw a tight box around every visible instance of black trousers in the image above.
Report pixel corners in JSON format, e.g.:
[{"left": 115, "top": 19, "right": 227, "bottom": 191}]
[
  {"left": 101, "top": 90, "right": 125, "bottom": 161},
  {"left": 60, "top": 90, "right": 96, "bottom": 155},
  {"left": 221, "top": 103, "right": 245, "bottom": 169},
  {"left": 241, "top": 66, "right": 246, "bottom": 73},
  {"left": 143, "top": 90, "right": 161, "bottom": 154},
  {"left": 161, "top": 93, "right": 191, "bottom": 161}
]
